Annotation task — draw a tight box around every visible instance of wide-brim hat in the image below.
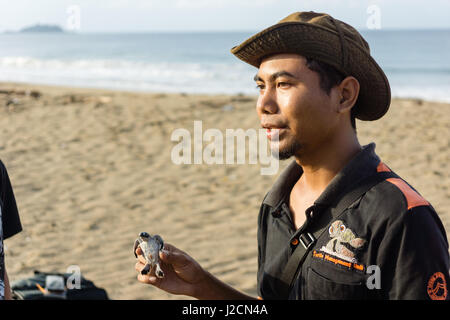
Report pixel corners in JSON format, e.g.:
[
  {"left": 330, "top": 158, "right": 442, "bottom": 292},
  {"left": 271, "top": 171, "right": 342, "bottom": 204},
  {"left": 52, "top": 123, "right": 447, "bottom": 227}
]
[{"left": 230, "top": 12, "right": 391, "bottom": 121}]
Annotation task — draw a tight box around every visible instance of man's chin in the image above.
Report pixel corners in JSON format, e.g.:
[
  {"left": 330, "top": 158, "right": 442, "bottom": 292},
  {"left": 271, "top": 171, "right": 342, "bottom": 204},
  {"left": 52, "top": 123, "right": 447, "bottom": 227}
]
[
  {"left": 275, "top": 149, "right": 295, "bottom": 160},
  {"left": 271, "top": 141, "right": 302, "bottom": 160}
]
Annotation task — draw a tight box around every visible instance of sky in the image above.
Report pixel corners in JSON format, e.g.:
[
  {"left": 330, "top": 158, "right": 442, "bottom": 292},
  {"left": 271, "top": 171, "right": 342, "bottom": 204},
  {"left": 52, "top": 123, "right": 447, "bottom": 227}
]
[{"left": 0, "top": 0, "right": 449, "bottom": 32}]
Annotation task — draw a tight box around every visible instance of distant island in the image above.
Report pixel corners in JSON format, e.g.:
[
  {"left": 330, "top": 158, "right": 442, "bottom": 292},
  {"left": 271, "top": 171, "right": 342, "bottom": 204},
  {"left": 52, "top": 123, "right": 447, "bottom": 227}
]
[{"left": 19, "top": 24, "right": 64, "bottom": 33}]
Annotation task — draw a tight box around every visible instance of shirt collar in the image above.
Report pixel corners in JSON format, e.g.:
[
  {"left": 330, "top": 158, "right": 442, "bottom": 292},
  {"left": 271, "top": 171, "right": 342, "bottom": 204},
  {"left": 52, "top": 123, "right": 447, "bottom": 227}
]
[{"left": 262, "top": 143, "right": 381, "bottom": 209}]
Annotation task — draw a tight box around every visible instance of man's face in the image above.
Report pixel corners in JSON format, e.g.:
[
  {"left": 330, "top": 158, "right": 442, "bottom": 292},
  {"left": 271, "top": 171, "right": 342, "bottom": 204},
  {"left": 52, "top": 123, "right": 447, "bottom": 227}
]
[{"left": 255, "top": 53, "right": 341, "bottom": 160}]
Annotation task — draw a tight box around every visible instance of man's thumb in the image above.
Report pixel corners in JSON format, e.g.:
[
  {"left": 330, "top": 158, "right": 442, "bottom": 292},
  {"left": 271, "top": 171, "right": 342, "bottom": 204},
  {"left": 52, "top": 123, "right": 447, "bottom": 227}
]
[{"left": 160, "top": 249, "right": 190, "bottom": 268}]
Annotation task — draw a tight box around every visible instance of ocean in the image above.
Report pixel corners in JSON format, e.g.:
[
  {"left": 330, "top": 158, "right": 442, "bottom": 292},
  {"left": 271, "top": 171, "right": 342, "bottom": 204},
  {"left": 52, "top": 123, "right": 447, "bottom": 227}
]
[{"left": 0, "top": 30, "right": 449, "bottom": 102}]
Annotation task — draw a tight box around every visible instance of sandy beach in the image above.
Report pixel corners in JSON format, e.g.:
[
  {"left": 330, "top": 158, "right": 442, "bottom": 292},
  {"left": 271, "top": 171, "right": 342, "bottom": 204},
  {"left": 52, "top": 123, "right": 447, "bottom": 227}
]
[{"left": 1, "top": 82, "right": 449, "bottom": 300}]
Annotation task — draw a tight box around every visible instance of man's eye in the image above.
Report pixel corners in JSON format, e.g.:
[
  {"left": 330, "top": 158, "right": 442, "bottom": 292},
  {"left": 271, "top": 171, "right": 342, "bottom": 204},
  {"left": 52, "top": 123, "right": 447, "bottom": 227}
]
[
  {"left": 277, "top": 82, "right": 290, "bottom": 88},
  {"left": 255, "top": 84, "right": 265, "bottom": 90}
]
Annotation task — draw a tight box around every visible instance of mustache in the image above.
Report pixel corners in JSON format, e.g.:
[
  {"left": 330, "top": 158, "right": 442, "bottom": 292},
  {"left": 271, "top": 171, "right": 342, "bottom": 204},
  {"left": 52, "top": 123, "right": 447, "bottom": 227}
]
[{"left": 260, "top": 121, "right": 288, "bottom": 129}]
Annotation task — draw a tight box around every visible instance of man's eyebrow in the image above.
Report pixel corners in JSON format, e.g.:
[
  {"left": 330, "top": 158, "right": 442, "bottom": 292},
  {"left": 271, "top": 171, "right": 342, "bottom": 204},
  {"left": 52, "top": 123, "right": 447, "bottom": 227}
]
[{"left": 253, "top": 71, "right": 297, "bottom": 82}]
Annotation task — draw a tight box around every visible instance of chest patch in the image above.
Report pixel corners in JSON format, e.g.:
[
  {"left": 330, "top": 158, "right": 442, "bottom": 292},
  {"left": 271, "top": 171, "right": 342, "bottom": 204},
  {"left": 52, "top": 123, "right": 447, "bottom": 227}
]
[{"left": 319, "top": 220, "right": 366, "bottom": 264}]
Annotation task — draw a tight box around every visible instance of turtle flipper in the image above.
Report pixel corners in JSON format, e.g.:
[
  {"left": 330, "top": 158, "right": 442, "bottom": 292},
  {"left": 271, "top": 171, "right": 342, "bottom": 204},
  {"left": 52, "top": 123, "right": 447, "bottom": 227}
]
[
  {"left": 155, "top": 263, "right": 164, "bottom": 278},
  {"left": 141, "top": 263, "right": 151, "bottom": 275},
  {"left": 133, "top": 239, "right": 141, "bottom": 258},
  {"left": 154, "top": 234, "right": 164, "bottom": 250}
]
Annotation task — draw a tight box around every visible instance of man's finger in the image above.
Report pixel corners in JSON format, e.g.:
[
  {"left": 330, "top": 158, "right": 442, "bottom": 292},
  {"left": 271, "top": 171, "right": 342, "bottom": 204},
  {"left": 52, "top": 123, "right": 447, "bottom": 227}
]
[
  {"left": 138, "top": 254, "right": 147, "bottom": 265},
  {"left": 137, "top": 273, "right": 161, "bottom": 287},
  {"left": 135, "top": 247, "right": 147, "bottom": 265},
  {"left": 135, "top": 261, "right": 144, "bottom": 273}
]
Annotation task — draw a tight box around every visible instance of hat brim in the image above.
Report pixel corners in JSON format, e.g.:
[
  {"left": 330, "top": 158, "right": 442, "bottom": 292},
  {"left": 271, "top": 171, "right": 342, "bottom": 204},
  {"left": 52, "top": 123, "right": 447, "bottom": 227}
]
[{"left": 231, "top": 22, "right": 391, "bottom": 121}]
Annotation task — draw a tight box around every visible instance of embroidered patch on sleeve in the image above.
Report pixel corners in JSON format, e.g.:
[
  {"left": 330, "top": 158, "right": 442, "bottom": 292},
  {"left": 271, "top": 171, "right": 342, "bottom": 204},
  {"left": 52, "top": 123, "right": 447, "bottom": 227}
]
[{"left": 427, "top": 272, "right": 448, "bottom": 300}]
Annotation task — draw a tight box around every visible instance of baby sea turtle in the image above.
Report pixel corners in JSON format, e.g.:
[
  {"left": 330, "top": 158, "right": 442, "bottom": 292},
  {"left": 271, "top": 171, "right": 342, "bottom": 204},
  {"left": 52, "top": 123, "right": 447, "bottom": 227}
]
[{"left": 133, "top": 232, "right": 165, "bottom": 278}]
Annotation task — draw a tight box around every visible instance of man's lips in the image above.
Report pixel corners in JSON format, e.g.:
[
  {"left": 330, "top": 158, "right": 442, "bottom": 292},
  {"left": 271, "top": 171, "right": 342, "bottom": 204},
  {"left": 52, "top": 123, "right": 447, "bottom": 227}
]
[
  {"left": 261, "top": 123, "right": 287, "bottom": 130},
  {"left": 262, "top": 124, "right": 288, "bottom": 140}
]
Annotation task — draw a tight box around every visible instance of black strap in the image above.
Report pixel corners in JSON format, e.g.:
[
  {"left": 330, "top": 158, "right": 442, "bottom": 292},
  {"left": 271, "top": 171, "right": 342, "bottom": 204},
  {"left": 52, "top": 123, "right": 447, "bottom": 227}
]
[{"left": 278, "top": 171, "right": 397, "bottom": 299}]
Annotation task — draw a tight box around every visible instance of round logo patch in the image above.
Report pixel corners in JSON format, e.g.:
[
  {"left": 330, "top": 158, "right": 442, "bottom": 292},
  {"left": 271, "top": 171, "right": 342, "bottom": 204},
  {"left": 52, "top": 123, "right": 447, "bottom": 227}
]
[{"left": 427, "top": 272, "right": 447, "bottom": 300}]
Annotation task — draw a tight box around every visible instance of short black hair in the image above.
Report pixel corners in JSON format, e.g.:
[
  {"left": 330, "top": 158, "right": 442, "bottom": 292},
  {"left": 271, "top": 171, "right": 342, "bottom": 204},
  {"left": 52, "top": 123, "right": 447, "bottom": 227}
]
[{"left": 305, "top": 57, "right": 356, "bottom": 130}]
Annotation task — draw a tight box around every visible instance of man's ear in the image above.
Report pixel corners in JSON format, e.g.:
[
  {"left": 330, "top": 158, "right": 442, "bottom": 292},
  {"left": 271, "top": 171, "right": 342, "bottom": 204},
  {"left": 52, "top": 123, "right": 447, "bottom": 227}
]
[{"left": 337, "top": 76, "right": 360, "bottom": 114}]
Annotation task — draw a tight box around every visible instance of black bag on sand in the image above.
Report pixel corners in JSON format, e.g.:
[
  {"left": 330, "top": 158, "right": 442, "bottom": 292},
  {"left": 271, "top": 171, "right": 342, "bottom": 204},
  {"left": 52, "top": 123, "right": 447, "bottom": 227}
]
[{"left": 11, "top": 270, "right": 109, "bottom": 300}]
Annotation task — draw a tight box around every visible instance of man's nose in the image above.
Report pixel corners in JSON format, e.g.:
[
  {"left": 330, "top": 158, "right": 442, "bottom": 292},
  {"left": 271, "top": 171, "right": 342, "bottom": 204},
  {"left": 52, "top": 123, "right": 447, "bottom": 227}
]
[{"left": 256, "top": 88, "right": 278, "bottom": 115}]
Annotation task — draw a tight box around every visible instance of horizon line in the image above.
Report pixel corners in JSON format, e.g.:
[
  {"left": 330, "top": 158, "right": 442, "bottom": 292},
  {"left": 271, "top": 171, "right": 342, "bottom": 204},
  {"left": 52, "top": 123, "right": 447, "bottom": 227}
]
[{"left": 2, "top": 27, "right": 450, "bottom": 34}]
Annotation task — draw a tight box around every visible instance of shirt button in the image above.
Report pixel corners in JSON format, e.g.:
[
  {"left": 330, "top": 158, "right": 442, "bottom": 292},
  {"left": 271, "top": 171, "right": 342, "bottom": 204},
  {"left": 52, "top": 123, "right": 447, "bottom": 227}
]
[{"left": 291, "top": 238, "right": 299, "bottom": 246}]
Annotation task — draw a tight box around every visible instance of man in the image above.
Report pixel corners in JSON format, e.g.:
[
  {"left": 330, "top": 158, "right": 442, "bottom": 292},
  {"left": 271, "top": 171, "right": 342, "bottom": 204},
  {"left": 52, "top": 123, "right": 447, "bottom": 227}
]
[
  {"left": 135, "top": 12, "right": 449, "bottom": 300},
  {"left": 0, "top": 160, "right": 22, "bottom": 300}
]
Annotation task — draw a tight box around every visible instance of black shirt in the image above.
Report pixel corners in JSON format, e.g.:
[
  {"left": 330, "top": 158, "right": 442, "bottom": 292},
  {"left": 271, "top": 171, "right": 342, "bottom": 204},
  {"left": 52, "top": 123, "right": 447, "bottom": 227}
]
[
  {"left": 0, "top": 160, "right": 22, "bottom": 299},
  {"left": 257, "top": 143, "right": 449, "bottom": 300}
]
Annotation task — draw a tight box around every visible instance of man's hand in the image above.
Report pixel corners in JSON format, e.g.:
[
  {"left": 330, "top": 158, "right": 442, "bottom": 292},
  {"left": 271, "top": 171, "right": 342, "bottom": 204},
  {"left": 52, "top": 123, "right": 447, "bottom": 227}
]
[
  {"left": 135, "top": 242, "right": 256, "bottom": 300},
  {"left": 135, "top": 243, "right": 208, "bottom": 298}
]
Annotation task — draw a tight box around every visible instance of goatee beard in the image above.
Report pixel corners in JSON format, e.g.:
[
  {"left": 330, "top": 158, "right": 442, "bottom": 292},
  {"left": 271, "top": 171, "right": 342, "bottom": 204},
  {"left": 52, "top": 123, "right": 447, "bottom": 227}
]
[{"left": 273, "top": 140, "right": 302, "bottom": 160}]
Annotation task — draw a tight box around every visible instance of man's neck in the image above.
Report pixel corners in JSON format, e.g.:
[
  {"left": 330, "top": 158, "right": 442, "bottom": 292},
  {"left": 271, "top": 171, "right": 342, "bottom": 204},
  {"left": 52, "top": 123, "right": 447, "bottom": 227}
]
[{"left": 294, "top": 136, "right": 362, "bottom": 193}]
